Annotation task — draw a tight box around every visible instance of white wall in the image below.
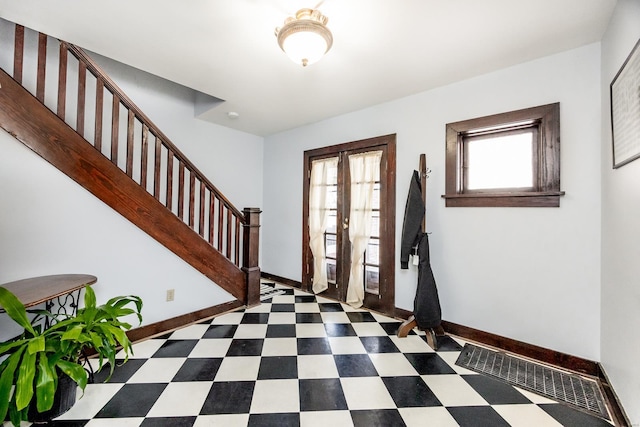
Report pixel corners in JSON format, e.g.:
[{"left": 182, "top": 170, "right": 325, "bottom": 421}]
[
  {"left": 600, "top": 0, "right": 640, "bottom": 423},
  {"left": 0, "top": 43, "right": 264, "bottom": 333},
  {"left": 263, "top": 43, "right": 602, "bottom": 361}
]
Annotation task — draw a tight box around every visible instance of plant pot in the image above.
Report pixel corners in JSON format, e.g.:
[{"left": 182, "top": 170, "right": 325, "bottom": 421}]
[{"left": 28, "top": 372, "right": 77, "bottom": 424}]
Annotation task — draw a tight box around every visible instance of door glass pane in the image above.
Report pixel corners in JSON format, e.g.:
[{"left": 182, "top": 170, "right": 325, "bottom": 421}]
[
  {"left": 366, "top": 239, "right": 379, "bottom": 264},
  {"left": 325, "top": 234, "right": 337, "bottom": 258},
  {"left": 327, "top": 184, "right": 337, "bottom": 209},
  {"left": 326, "top": 211, "right": 337, "bottom": 233},
  {"left": 327, "top": 259, "right": 337, "bottom": 284},
  {"left": 365, "top": 266, "right": 379, "bottom": 295},
  {"left": 369, "top": 212, "right": 380, "bottom": 238},
  {"left": 371, "top": 183, "right": 380, "bottom": 210}
]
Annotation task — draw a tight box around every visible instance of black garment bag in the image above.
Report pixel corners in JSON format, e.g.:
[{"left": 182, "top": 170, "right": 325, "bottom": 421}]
[{"left": 414, "top": 232, "right": 441, "bottom": 329}]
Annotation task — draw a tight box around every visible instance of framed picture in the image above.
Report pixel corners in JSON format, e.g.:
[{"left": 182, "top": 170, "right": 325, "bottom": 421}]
[{"left": 611, "top": 38, "right": 640, "bottom": 169}]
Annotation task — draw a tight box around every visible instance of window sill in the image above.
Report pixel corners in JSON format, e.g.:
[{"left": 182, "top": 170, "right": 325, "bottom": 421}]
[{"left": 441, "top": 191, "right": 565, "bottom": 207}]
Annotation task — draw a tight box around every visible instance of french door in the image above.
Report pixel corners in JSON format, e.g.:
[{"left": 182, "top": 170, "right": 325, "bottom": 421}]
[{"left": 302, "top": 135, "right": 396, "bottom": 316}]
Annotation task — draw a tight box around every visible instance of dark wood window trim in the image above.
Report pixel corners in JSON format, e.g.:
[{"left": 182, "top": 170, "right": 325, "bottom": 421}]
[{"left": 443, "top": 103, "right": 564, "bottom": 207}]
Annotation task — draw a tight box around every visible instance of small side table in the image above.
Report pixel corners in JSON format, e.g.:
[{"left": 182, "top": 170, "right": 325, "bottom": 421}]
[{"left": 0, "top": 274, "right": 97, "bottom": 325}]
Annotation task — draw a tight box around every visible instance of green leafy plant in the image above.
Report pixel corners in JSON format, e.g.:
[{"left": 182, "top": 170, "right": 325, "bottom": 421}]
[{"left": 0, "top": 285, "right": 142, "bottom": 426}]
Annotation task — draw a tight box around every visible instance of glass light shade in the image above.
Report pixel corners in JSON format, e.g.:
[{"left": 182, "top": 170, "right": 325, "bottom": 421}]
[
  {"left": 276, "top": 8, "right": 333, "bottom": 67},
  {"left": 282, "top": 30, "right": 328, "bottom": 66}
]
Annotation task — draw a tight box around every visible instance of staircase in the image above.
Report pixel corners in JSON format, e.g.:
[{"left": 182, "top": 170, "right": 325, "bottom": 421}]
[{"left": 0, "top": 19, "right": 260, "bottom": 305}]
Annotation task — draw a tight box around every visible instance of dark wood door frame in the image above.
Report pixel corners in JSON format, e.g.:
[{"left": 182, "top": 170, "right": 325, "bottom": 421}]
[{"left": 302, "top": 134, "right": 396, "bottom": 315}]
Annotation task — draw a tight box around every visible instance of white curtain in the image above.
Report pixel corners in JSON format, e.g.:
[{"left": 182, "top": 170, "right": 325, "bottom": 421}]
[
  {"left": 346, "top": 150, "right": 382, "bottom": 308},
  {"left": 309, "top": 157, "right": 338, "bottom": 294}
]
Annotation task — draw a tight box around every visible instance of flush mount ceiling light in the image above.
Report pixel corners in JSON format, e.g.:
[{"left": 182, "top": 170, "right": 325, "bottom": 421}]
[{"left": 275, "top": 8, "right": 333, "bottom": 67}]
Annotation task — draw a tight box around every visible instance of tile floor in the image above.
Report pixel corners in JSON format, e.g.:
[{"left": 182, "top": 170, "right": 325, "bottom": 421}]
[{"left": 35, "top": 283, "right": 614, "bottom": 426}]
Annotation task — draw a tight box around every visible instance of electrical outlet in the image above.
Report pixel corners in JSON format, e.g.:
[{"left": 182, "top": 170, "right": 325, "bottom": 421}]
[{"left": 166, "top": 289, "right": 175, "bottom": 302}]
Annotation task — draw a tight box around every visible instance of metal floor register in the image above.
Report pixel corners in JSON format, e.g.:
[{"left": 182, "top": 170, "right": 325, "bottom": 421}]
[{"left": 455, "top": 343, "right": 609, "bottom": 420}]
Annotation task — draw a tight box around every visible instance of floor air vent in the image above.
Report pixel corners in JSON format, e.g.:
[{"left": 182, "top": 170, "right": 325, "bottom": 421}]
[{"left": 455, "top": 343, "right": 609, "bottom": 420}]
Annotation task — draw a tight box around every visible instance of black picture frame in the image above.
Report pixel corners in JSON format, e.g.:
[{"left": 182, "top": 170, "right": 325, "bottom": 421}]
[{"left": 611, "top": 38, "right": 640, "bottom": 169}]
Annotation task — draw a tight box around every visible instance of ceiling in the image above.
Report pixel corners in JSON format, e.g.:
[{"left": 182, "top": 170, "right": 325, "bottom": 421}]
[{"left": 0, "top": 0, "right": 617, "bottom": 136}]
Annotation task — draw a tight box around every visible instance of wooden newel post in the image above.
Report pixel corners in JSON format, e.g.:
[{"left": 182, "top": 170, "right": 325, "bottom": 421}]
[{"left": 243, "top": 207, "right": 261, "bottom": 307}]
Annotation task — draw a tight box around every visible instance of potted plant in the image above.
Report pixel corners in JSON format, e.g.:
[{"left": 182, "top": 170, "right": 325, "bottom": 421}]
[{"left": 0, "top": 285, "right": 142, "bottom": 426}]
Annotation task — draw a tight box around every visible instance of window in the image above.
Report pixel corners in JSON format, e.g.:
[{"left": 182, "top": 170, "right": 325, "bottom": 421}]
[{"left": 443, "top": 103, "right": 564, "bottom": 207}]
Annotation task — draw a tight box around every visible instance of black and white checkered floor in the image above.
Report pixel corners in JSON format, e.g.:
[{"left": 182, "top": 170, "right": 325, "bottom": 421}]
[{"left": 43, "top": 283, "right": 612, "bottom": 427}]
